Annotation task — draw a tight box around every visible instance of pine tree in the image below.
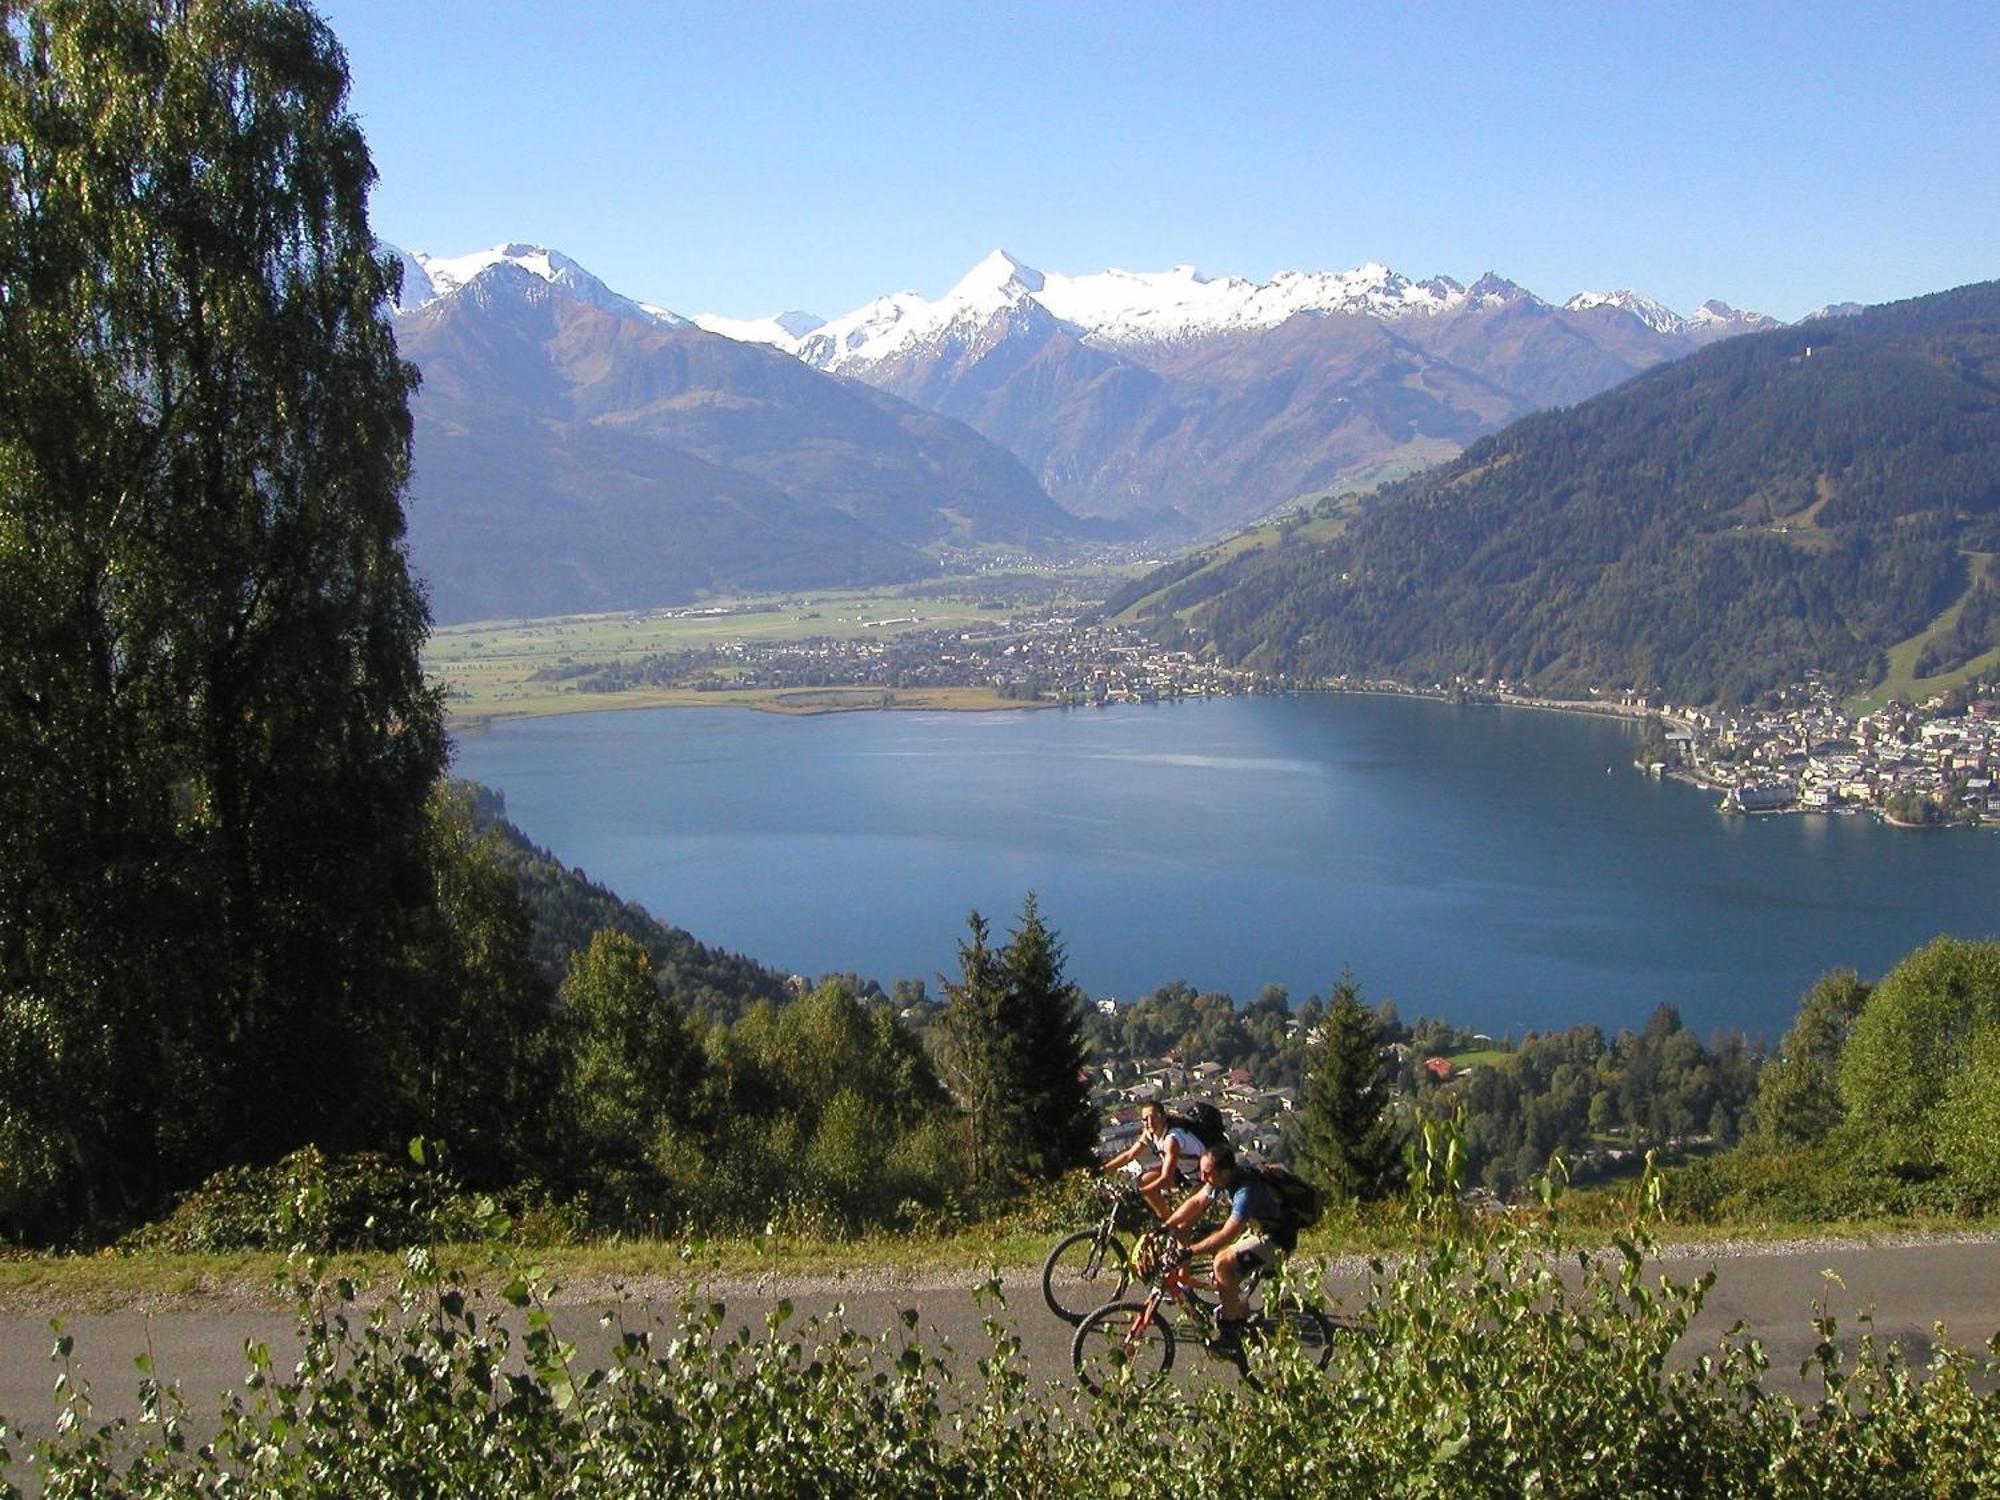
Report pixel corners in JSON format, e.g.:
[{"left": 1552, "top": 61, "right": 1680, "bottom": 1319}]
[
  {"left": 1000, "top": 895, "right": 1098, "bottom": 1178},
  {"left": 938, "top": 897, "right": 1098, "bottom": 1189},
  {"left": 1291, "top": 972, "right": 1403, "bottom": 1202},
  {"left": 938, "top": 913, "right": 1010, "bottom": 1183}
]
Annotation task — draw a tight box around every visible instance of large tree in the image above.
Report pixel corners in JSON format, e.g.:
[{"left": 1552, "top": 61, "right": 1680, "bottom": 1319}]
[
  {"left": 0, "top": 0, "right": 444, "bottom": 1237},
  {"left": 1752, "top": 969, "right": 1869, "bottom": 1149},
  {"left": 1838, "top": 937, "right": 2000, "bottom": 1159},
  {"left": 938, "top": 897, "right": 1097, "bottom": 1188},
  {"left": 1290, "top": 972, "right": 1403, "bottom": 1202}
]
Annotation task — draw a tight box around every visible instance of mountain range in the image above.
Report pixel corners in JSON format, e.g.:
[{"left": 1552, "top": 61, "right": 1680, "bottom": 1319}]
[
  {"left": 689, "top": 249, "right": 1781, "bottom": 535},
  {"left": 386, "top": 241, "right": 1794, "bottom": 621},
  {"left": 1110, "top": 279, "right": 2000, "bottom": 705},
  {"left": 391, "top": 250, "right": 1087, "bottom": 623}
]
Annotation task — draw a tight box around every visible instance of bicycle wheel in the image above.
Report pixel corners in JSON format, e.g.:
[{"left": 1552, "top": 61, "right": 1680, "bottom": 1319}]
[
  {"left": 1266, "top": 1301, "right": 1337, "bottom": 1371},
  {"left": 1041, "top": 1229, "right": 1132, "bottom": 1324},
  {"left": 1072, "top": 1300, "right": 1176, "bottom": 1394}
]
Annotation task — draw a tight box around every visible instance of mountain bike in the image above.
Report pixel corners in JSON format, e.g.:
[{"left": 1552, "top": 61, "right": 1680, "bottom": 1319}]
[
  {"left": 1041, "top": 1176, "right": 1151, "bottom": 1324},
  {"left": 1070, "top": 1230, "right": 1347, "bottom": 1393}
]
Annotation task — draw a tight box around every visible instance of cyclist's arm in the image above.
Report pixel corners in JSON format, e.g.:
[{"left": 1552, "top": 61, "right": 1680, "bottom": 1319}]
[
  {"left": 1162, "top": 1184, "right": 1211, "bottom": 1235},
  {"left": 1187, "top": 1211, "right": 1245, "bottom": 1259},
  {"left": 1100, "top": 1140, "right": 1143, "bottom": 1172}
]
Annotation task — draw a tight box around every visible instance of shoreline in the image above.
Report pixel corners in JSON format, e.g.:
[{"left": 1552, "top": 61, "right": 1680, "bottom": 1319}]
[{"left": 445, "top": 675, "right": 1679, "bottom": 732}]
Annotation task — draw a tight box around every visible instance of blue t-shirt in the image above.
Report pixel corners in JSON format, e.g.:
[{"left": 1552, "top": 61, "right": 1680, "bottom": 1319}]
[{"left": 1225, "top": 1173, "right": 1282, "bottom": 1234}]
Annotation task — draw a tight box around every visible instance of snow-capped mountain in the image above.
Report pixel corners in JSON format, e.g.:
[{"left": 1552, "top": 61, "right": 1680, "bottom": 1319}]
[
  {"left": 1564, "top": 289, "right": 1686, "bottom": 334},
  {"left": 676, "top": 248, "right": 1782, "bottom": 534},
  {"left": 693, "top": 309, "right": 826, "bottom": 345},
  {"left": 385, "top": 236, "right": 1795, "bottom": 541},
  {"left": 390, "top": 241, "right": 689, "bottom": 329},
  {"left": 1685, "top": 299, "right": 1782, "bottom": 337},
  {"left": 710, "top": 249, "right": 1773, "bottom": 380},
  {"left": 776, "top": 252, "right": 1564, "bottom": 373},
  {"left": 381, "top": 241, "right": 1095, "bottom": 622}
]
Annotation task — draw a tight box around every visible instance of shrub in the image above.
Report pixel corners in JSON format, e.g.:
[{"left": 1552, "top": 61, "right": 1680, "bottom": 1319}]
[
  {"left": 117, "top": 1148, "right": 488, "bottom": 1255},
  {"left": 18, "top": 1175, "right": 2000, "bottom": 1495}
]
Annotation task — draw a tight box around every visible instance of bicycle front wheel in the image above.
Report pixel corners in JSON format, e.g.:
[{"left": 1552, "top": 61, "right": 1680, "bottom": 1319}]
[
  {"left": 1072, "top": 1300, "right": 1176, "bottom": 1394},
  {"left": 1041, "top": 1229, "right": 1132, "bottom": 1324}
]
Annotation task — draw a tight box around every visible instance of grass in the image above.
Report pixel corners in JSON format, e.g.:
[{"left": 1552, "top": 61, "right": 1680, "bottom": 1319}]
[
  {"left": 425, "top": 573, "right": 1125, "bottom": 722},
  {"left": 1848, "top": 551, "right": 1999, "bottom": 715},
  {"left": 448, "top": 683, "right": 1053, "bottom": 727},
  {"left": 1109, "top": 501, "right": 1361, "bottom": 627}
]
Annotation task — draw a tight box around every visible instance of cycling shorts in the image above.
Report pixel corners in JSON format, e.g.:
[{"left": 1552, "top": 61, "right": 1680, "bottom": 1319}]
[{"left": 1227, "top": 1234, "right": 1280, "bottom": 1274}]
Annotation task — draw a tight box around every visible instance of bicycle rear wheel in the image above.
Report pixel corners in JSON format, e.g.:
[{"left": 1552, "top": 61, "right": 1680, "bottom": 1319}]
[
  {"left": 1072, "top": 1300, "right": 1176, "bottom": 1394},
  {"left": 1266, "top": 1301, "right": 1336, "bottom": 1371},
  {"left": 1041, "top": 1229, "right": 1132, "bottom": 1324}
]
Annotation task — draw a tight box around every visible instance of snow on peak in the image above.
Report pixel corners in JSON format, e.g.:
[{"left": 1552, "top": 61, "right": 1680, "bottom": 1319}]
[
  {"left": 952, "top": 248, "right": 1046, "bottom": 300},
  {"left": 379, "top": 242, "right": 436, "bottom": 315},
  {"left": 402, "top": 243, "right": 687, "bottom": 329},
  {"left": 1687, "top": 298, "right": 1775, "bottom": 330},
  {"left": 1565, "top": 289, "right": 1686, "bottom": 334},
  {"left": 693, "top": 309, "right": 828, "bottom": 352},
  {"left": 1465, "top": 272, "right": 1539, "bottom": 309}
]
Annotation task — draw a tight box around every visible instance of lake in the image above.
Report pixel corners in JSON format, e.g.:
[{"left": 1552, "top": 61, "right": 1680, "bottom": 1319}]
[{"left": 451, "top": 694, "right": 2000, "bottom": 1041}]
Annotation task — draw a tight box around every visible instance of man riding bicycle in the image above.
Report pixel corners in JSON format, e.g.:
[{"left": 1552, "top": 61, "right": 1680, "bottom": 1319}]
[
  {"left": 1160, "top": 1142, "right": 1288, "bottom": 1349},
  {"left": 1099, "top": 1099, "right": 1206, "bottom": 1222}
]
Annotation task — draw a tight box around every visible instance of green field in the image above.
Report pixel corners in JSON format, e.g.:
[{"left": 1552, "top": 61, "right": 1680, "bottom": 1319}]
[{"left": 426, "top": 574, "right": 1124, "bottom": 722}]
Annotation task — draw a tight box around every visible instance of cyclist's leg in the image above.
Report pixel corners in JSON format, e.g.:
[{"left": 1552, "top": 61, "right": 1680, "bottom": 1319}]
[{"left": 1214, "top": 1235, "right": 1275, "bottom": 1326}]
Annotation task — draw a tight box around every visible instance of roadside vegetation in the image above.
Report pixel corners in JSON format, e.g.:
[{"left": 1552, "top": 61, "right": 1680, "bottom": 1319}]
[{"left": 11, "top": 1143, "right": 1998, "bottom": 1496}]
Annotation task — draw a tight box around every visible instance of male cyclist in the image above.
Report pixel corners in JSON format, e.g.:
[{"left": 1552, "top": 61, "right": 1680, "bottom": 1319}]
[
  {"left": 1099, "top": 1099, "right": 1207, "bottom": 1221},
  {"left": 1162, "top": 1142, "right": 1288, "bottom": 1349}
]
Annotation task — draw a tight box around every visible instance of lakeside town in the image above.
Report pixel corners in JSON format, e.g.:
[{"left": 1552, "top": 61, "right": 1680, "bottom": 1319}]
[
  {"left": 1635, "top": 679, "right": 2000, "bottom": 826},
  {"left": 531, "top": 604, "right": 1998, "bottom": 827}
]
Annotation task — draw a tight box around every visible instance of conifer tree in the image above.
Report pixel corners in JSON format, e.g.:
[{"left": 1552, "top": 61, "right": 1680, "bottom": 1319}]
[
  {"left": 938, "top": 897, "right": 1097, "bottom": 1188},
  {"left": 1000, "top": 895, "right": 1098, "bottom": 1178},
  {"left": 1291, "top": 972, "right": 1403, "bottom": 1202}
]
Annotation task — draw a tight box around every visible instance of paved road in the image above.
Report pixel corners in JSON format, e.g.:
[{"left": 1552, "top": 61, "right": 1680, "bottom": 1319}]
[{"left": 4, "top": 1235, "right": 1995, "bottom": 1460}]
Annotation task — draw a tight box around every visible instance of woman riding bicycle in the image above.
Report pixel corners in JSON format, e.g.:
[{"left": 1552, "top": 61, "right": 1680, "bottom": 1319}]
[{"left": 1098, "top": 1099, "right": 1206, "bottom": 1222}]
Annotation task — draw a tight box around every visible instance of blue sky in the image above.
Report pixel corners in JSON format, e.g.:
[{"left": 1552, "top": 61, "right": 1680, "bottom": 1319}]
[{"left": 318, "top": 0, "right": 1998, "bottom": 323}]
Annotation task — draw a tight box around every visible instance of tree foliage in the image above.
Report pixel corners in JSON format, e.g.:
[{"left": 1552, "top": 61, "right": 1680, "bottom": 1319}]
[
  {"left": 0, "top": 0, "right": 443, "bottom": 1238},
  {"left": 938, "top": 897, "right": 1097, "bottom": 1190},
  {"left": 1290, "top": 973, "right": 1403, "bottom": 1201},
  {"left": 1837, "top": 936, "right": 2000, "bottom": 1157},
  {"left": 1753, "top": 969, "right": 1869, "bottom": 1148}
]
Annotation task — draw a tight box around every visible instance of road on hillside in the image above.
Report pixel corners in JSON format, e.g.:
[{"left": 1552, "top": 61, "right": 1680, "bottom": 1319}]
[{"left": 3, "top": 1236, "right": 1995, "bottom": 1460}]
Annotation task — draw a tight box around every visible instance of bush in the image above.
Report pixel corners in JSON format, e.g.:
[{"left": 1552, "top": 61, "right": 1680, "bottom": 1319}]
[
  {"left": 1666, "top": 1136, "right": 1995, "bottom": 1225},
  {"left": 118, "top": 1147, "right": 485, "bottom": 1254},
  {"left": 20, "top": 1164, "right": 2000, "bottom": 1496}
]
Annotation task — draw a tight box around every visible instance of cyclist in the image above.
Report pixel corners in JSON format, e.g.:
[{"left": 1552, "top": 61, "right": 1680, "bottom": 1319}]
[
  {"left": 1162, "top": 1142, "right": 1288, "bottom": 1349},
  {"left": 1099, "top": 1099, "right": 1206, "bottom": 1221}
]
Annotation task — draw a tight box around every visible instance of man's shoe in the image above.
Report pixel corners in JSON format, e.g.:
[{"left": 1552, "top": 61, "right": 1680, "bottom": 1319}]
[{"left": 1206, "top": 1317, "right": 1248, "bottom": 1352}]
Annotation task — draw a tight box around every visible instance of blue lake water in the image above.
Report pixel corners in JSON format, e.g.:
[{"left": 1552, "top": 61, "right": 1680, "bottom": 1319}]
[{"left": 451, "top": 694, "right": 2000, "bottom": 1041}]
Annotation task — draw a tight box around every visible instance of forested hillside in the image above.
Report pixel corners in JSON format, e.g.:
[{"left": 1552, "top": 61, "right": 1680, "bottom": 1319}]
[
  {"left": 1121, "top": 281, "right": 2000, "bottom": 703},
  {"left": 466, "top": 785, "right": 792, "bottom": 1025}
]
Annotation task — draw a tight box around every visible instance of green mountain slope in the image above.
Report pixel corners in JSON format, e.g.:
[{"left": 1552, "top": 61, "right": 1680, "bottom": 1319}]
[
  {"left": 467, "top": 785, "right": 792, "bottom": 1026},
  {"left": 1123, "top": 280, "right": 2000, "bottom": 704}
]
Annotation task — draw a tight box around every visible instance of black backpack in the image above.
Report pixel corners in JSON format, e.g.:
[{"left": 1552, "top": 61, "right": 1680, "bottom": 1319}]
[
  {"left": 1255, "top": 1162, "right": 1325, "bottom": 1246},
  {"left": 1167, "top": 1100, "right": 1229, "bottom": 1150}
]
